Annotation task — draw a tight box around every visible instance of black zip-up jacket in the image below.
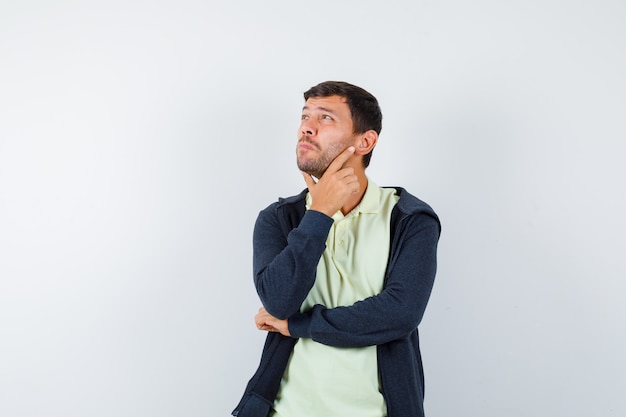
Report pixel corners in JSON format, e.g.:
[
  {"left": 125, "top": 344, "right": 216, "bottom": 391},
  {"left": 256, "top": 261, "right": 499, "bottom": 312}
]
[{"left": 233, "top": 187, "right": 440, "bottom": 417}]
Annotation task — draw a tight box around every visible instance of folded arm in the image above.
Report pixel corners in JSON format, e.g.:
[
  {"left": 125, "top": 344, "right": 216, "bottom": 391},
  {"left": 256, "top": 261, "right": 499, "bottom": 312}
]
[{"left": 285, "top": 214, "right": 440, "bottom": 347}]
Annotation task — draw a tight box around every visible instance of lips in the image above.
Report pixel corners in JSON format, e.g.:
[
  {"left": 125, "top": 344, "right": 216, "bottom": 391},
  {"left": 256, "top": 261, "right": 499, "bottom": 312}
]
[
  {"left": 298, "top": 143, "right": 316, "bottom": 151},
  {"left": 298, "top": 136, "right": 319, "bottom": 151}
]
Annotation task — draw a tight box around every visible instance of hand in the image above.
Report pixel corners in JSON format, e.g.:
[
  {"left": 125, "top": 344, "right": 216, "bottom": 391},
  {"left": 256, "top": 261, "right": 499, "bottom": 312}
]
[
  {"left": 255, "top": 307, "right": 291, "bottom": 337},
  {"left": 301, "top": 146, "right": 359, "bottom": 216}
]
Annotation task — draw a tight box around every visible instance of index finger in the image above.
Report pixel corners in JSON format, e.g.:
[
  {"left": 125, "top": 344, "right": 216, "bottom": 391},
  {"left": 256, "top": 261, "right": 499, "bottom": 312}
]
[{"left": 325, "top": 146, "right": 355, "bottom": 174}]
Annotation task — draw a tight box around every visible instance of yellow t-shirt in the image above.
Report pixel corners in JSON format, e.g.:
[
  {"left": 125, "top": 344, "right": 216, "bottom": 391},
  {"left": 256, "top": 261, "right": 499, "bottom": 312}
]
[{"left": 272, "top": 179, "right": 399, "bottom": 417}]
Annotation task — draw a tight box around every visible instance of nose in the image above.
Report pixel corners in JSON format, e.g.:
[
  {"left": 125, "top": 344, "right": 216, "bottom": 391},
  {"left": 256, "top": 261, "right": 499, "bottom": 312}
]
[{"left": 300, "top": 118, "right": 316, "bottom": 136}]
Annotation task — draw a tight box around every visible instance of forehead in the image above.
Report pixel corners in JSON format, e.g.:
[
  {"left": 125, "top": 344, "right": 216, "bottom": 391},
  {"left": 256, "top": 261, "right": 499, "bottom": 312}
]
[{"left": 303, "top": 95, "right": 350, "bottom": 115}]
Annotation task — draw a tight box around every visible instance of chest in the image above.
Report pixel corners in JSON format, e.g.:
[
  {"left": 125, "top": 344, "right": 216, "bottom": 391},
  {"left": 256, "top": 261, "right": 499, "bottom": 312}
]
[{"left": 302, "top": 211, "right": 393, "bottom": 310}]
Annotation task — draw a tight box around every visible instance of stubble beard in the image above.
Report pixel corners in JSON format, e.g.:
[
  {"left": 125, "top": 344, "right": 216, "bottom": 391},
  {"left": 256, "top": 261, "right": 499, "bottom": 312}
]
[{"left": 296, "top": 138, "right": 346, "bottom": 179}]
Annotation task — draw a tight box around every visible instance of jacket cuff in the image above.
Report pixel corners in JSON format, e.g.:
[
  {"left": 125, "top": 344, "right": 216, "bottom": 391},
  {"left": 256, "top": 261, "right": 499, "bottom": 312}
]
[
  {"left": 297, "top": 210, "right": 334, "bottom": 240},
  {"left": 288, "top": 311, "right": 312, "bottom": 339}
]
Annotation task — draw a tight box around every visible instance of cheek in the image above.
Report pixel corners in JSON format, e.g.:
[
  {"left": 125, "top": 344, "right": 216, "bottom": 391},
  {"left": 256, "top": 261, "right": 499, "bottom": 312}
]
[{"left": 326, "top": 141, "right": 347, "bottom": 159}]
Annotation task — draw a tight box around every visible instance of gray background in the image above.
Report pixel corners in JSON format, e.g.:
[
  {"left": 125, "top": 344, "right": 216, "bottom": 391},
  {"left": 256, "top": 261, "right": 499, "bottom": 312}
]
[{"left": 1, "top": 1, "right": 624, "bottom": 416}]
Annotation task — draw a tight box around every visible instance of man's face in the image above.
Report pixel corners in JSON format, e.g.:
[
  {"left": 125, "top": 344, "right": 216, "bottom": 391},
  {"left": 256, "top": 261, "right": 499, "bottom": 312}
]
[{"left": 296, "top": 95, "right": 356, "bottom": 179}]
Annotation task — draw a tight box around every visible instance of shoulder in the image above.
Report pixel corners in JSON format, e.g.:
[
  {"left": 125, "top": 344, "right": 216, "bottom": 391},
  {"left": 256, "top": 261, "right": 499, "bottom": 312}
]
[
  {"left": 260, "top": 188, "right": 308, "bottom": 214},
  {"left": 256, "top": 189, "right": 309, "bottom": 234},
  {"left": 277, "top": 188, "right": 309, "bottom": 207},
  {"left": 385, "top": 187, "right": 437, "bottom": 217},
  {"left": 385, "top": 187, "right": 441, "bottom": 234}
]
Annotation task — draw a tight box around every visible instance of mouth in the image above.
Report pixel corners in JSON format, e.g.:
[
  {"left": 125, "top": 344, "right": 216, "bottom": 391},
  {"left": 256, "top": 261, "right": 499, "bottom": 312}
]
[{"left": 298, "top": 137, "right": 319, "bottom": 151}]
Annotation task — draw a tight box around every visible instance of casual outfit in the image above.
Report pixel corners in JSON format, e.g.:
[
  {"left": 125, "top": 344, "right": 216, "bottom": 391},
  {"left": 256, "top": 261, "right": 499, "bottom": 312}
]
[{"left": 233, "top": 182, "right": 440, "bottom": 417}]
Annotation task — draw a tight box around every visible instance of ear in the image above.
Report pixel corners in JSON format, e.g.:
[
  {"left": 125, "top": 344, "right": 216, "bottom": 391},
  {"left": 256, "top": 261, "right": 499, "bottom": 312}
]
[{"left": 353, "top": 130, "right": 378, "bottom": 156}]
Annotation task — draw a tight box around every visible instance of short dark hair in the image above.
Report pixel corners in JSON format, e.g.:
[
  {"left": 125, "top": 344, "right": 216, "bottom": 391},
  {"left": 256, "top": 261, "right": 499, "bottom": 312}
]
[{"left": 304, "top": 81, "right": 382, "bottom": 168}]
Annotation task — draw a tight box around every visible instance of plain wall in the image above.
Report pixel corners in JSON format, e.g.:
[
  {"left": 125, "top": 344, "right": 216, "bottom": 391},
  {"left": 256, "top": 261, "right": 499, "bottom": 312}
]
[{"left": 1, "top": 1, "right": 624, "bottom": 416}]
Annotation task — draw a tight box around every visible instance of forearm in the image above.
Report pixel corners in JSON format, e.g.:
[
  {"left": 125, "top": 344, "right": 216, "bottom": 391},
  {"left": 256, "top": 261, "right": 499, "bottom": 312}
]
[
  {"left": 253, "top": 208, "right": 333, "bottom": 319},
  {"left": 288, "top": 216, "right": 439, "bottom": 347}
]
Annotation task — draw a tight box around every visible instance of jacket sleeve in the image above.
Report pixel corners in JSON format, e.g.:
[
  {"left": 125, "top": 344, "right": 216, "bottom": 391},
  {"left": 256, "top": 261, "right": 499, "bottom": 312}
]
[
  {"left": 287, "top": 212, "right": 440, "bottom": 347},
  {"left": 253, "top": 205, "right": 334, "bottom": 320}
]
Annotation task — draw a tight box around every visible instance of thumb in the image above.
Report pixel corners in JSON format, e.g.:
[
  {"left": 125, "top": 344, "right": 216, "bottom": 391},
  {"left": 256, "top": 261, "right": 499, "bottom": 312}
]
[{"left": 301, "top": 172, "right": 316, "bottom": 190}]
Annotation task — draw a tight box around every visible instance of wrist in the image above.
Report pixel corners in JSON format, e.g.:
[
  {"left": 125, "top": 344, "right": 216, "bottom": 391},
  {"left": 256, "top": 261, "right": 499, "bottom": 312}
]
[
  {"left": 288, "top": 311, "right": 312, "bottom": 339},
  {"left": 309, "top": 204, "right": 337, "bottom": 217}
]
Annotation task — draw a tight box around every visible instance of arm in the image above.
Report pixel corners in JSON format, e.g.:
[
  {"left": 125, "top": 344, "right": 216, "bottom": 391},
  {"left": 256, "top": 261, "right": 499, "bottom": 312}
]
[
  {"left": 254, "top": 147, "right": 360, "bottom": 319},
  {"left": 253, "top": 207, "right": 332, "bottom": 319},
  {"left": 287, "top": 213, "right": 440, "bottom": 348}
]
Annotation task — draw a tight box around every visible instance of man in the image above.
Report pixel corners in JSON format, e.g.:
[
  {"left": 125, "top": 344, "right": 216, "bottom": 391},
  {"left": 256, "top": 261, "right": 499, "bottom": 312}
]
[{"left": 232, "top": 81, "right": 440, "bottom": 417}]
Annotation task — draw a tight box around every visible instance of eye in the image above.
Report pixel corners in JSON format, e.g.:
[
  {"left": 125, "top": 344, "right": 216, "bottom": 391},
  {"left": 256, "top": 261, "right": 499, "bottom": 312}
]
[
  {"left": 321, "top": 114, "right": 333, "bottom": 121},
  {"left": 301, "top": 114, "right": 309, "bottom": 120}
]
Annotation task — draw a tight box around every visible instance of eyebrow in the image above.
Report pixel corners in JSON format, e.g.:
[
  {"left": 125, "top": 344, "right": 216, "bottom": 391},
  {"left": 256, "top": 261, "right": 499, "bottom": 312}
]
[{"left": 302, "top": 105, "right": 338, "bottom": 115}]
